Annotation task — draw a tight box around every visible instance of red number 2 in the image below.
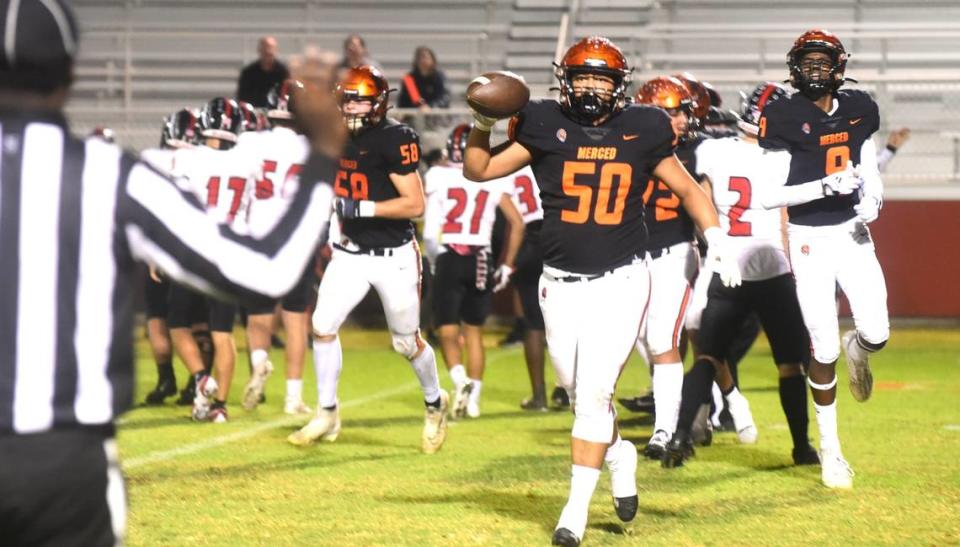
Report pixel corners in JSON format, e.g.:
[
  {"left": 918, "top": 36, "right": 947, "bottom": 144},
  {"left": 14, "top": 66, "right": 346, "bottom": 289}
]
[
  {"left": 443, "top": 188, "right": 489, "bottom": 234},
  {"left": 727, "top": 176, "right": 752, "bottom": 236}
]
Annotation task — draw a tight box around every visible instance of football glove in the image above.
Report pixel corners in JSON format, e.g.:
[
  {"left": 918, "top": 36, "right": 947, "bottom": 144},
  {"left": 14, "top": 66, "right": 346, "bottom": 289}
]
[
  {"left": 492, "top": 264, "right": 514, "bottom": 293},
  {"left": 854, "top": 194, "right": 881, "bottom": 223},
  {"left": 471, "top": 109, "right": 498, "bottom": 132},
  {"left": 335, "top": 198, "right": 375, "bottom": 219},
  {"left": 703, "top": 226, "right": 742, "bottom": 288},
  {"left": 821, "top": 165, "right": 862, "bottom": 196}
]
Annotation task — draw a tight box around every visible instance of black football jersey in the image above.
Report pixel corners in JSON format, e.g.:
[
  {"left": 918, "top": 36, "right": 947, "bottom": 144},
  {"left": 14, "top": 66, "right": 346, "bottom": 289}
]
[
  {"left": 643, "top": 133, "right": 705, "bottom": 251},
  {"left": 758, "top": 89, "right": 880, "bottom": 226},
  {"left": 335, "top": 118, "right": 419, "bottom": 248},
  {"left": 511, "top": 99, "right": 675, "bottom": 274}
]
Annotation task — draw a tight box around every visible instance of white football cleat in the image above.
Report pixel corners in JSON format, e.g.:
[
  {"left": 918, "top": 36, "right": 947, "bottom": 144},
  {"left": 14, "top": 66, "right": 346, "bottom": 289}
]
[
  {"left": 287, "top": 407, "right": 341, "bottom": 446},
  {"left": 726, "top": 392, "right": 758, "bottom": 445},
  {"left": 191, "top": 374, "right": 218, "bottom": 422},
  {"left": 283, "top": 399, "right": 312, "bottom": 415},
  {"left": 466, "top": 401, "right": 481, "bottom": 419},
  {"left": 820, "top": 450, "right": 854, "bottom": 489},
  {"left": 842, "top": 330, "right": 873, "bottom": 402},
  {"left": 451, "top": 381, "right": 473, "bottom": 419},
  {"left": 242, "top": 359, "right": 274, "bottom": 410},
  {"left": 422, "top": 391, "right": 450, "bottom": 454}
]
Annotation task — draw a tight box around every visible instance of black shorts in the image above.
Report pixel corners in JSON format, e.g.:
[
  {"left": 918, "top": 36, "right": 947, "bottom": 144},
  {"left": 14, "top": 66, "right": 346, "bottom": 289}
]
[
  {"left": 144, "top": 271, "right": 169, "bottom": 320},
  {"left": 513, "top": 221, "right": 544, "bottom": 330},
  {"left": 0, "top": 427, "right": 123, "bottom": 547},
  {"left": 432, "top": 251, "right": 492, "bottom": 327},
  {"left": 245, "top": 266, "right": 316, "bottom": 315},
  {"left": 207, "top": 299, "right": 236, "bottom": 333},
  {"left": 166, "top": 283, "right": 208, "bottom": 329},
  {"left": 696, "top": 273, "right": 809, "bottom": 365}
]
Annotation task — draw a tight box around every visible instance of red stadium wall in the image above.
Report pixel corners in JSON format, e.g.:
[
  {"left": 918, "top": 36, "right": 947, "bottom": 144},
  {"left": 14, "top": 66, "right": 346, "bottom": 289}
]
[{"left": 842, "top": 199, "right": 960, "bottom": 318}]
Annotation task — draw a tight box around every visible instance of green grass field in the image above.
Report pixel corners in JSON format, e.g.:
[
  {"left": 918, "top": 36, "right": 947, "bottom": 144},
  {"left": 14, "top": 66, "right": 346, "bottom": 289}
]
[{"left": 119, "top": 327, "right": 960, "bottom": 546}]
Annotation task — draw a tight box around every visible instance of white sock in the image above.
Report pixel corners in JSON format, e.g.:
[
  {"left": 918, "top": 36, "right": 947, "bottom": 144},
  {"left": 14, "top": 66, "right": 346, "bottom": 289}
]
[
  {"left": 410, "top": 343, "right": 441, "bottom": 404},
  {"left": 604, "top": 434, "right": 623, "bottom": 469},
  {"left": 813, "top": 400, "right": 841, "bottom": 454},
  {"left": 313, "top": 337, "right": 342, "bottom": 409},
  {"left": 449, "top": 364, "right": 468, "bottom": 387},
  {"left": 286, "top": 379, "right": 303, "bottom": 402},
  {"left": 251, "top": 348, "right": 269, "bottom": 367},
  {"left": 652, "top": 362, "right": 683, "bottom": 434},
  {"left": 468, "top": 378, "right": 482, "bottom": 405},
  {"left": 710, "top": 382, "right": 724, "bottom": 426},
  {"left": 724, "top": 387, "right": 754, "bottom": 428},
  {"left": 557, "top": 465, "right": 601, "bottom": 539}
]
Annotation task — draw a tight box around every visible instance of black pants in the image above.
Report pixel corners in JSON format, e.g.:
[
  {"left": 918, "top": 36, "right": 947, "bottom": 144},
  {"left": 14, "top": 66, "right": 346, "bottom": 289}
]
[
  {"left": 244, "top": 264, "right": 316, "bottom": 315},
  {"left": 0, "top": 427, "right": 123, "bottom": 547},
  {"left": 513, "top": 220, "right": 545, "bottom": 330},
  {"left": 432, "top": 251, "right": 493, "bottom": 327}
]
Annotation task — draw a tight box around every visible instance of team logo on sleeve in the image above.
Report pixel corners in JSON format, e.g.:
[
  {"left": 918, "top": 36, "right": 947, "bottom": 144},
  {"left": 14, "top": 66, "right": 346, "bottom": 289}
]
[
  {"left": 556, "top": 128, "right": 567, "bottom": 143},
  {"left": 802, "top": 123, "right": 811, "bottom": 134},
  {"left": 801, "top": 244, "right": 810, "bottom": 255}
]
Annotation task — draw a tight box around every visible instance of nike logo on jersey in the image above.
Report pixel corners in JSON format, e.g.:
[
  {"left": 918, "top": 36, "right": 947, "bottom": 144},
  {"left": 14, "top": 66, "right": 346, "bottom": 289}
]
[
  {"left": 849, "top": 118, "right": 863, "bottom": 125},
  {"left": 623, "top": 134, "right": 640, "bottom": 141},
  {"left": 359, "top": 150, "right": 369, "bottom": 155}
]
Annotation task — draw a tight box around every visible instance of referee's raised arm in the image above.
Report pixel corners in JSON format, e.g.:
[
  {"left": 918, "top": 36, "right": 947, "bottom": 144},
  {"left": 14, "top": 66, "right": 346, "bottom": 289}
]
[{"left": 0, "top": 2, "right": 344, "bottom": 545}]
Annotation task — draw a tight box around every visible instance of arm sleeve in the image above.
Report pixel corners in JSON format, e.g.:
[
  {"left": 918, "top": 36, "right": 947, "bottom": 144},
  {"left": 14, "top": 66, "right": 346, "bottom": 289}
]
[
  {"left": 755, "top": 150, "right": 825, "bottom": 209},
  {"left": 876, "top": 145, "right": 895, "bottom": 173},
  {"left": 858, "top": 138, "right": 884, "bottom": 201},
  {"left": 119, "top": 152, "right": 337, "bottom": 301}
]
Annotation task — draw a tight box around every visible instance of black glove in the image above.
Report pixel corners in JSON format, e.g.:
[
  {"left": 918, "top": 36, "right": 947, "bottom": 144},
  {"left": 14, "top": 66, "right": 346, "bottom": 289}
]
[{"left": 336, "top": 198, "right": 361, "bottom": 219}]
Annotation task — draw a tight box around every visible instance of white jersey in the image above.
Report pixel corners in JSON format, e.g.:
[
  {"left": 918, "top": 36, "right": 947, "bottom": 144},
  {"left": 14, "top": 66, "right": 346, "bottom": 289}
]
[
  {"left": 140, "top": 148, "right": 177, "bottom": 174},
  {"left": 507, "top": 166, "right": 543, "bottom": 224},
  {"left": 696, "top": 136, "right": 792, "bottom": 281},
  {"left": 172, "top": 146, "right": 258, "bottom": 230},
  {"left": 234, "top": 127, "right": 311, "bottom": 237},
  {"left": 423, "top": 164, "right": 511, "bottom": 248}
]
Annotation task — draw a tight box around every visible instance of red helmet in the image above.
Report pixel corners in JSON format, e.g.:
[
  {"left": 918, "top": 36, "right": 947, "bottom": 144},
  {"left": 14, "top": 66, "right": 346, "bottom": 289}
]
[
  {"left": 336, "top": 65, "right": 391, "bottom": 133},
  {"left": 673, "top": 72, "right": 711, "bottom": 122},
  {"left": 266, "top": 79, "right": 304, "bottom": 122},
  {"left": 787, "top": 28, "right": 849, "bottom": 100},
  {"left": 445, "top": 123, "right": 470, "bottom": 164},
  {"left": 555, "top": 36, "right": 632, "bottom": 124}
]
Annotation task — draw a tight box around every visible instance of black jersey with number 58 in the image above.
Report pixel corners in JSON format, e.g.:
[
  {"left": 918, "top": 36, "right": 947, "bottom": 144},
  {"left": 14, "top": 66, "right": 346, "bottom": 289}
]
[
  {"left": 510, "top": 99, "right": 676, "bottom": 275},
  {"left": 757, "top": 89, "right": 880, "bottom": 227}
]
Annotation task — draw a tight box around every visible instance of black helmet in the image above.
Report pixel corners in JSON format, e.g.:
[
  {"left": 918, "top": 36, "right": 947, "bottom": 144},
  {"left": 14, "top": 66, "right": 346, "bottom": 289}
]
[
  {"left": 445, "top": 123, "right": 470, "bottom": 164},
  {"left": 199, "top": 97, "right": 244, "bottom": 144},
  {"left": 160, "top": 108, "right": 199, "bottom": 149},
  {"left": 737, "top": 81, "right": 790, "bottom": 136}
]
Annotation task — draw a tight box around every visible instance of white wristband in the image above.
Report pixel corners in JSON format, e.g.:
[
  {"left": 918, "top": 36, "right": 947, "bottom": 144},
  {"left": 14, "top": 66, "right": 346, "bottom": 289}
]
[
  {"left": 358, "top": 200, "right": 377, "bottom": 218},
  {"left": 703, "top": 226, "right": 723, "bottom": 249}
]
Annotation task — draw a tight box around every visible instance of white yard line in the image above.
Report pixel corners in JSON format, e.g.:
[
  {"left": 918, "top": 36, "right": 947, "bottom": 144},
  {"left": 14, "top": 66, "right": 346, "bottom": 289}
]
[{"left": 122, "top": 382, "right": 418, "bottom": 470}]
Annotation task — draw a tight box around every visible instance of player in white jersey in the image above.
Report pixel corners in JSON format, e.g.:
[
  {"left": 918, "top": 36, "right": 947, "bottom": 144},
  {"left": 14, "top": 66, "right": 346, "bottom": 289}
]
[
  {"left": 663, "top": 81, "right": 825, "bottom": 467},
  {"left": 423, "top": 124, "right": 524, "bottom": 418},
  {"left": 168, "top": 97, "right": 258, "bottom": 423},
  {"left": 236, "top": 80, "right": 317, "bottom": 415}
]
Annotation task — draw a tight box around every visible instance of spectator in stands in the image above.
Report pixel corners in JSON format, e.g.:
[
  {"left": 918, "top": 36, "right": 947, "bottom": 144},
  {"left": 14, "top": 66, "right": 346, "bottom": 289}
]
[
  {"left": 878, "top": 127, "right": 910, "bottom": 172},
  {"left": 339, "top": 34, "right": 378, "bottom": 72},
  {"left": 398, "top": 46, "right": 450, "bottom": 111},
  {"left": 237, "top": 36, "right": 290, "bottom": 107}
]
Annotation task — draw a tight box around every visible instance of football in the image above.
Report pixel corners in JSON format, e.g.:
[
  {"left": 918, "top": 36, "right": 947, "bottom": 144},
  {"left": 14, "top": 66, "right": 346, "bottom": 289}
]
[{"left": 466, "top": 71, "right": 530, "bottom": 119}]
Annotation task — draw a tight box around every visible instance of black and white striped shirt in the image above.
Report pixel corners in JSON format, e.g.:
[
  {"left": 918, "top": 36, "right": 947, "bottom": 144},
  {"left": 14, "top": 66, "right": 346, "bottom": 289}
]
[{"left": 0, "top": 110, "right": 335, "bottom": 435}]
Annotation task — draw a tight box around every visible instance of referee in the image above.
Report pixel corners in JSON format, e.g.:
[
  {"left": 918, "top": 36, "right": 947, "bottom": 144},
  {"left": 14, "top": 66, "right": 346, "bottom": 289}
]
[{"left": 0, "top": 1, "right": 344, "bottom": 545}]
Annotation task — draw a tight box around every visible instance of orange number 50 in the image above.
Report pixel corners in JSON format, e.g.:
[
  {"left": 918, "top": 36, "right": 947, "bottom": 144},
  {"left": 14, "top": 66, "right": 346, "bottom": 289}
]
[
  {"left": 560, "top": 161, "right": 633, "bottom": 225},
  {"left": 825, "top": 145, "right": 850, "bottom": 175}
]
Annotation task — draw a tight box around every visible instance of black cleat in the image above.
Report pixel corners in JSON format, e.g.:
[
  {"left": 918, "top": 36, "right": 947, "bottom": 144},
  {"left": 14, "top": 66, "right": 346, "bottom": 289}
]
[
  {"left": 551, "top": 527, "right": 580, "bottom": 546},
  {"left": 613, "top": 494, "right": 638, "bottom": 522},
  {"left": 661, "top": 430, "right": 695, "bottom": 469},
  {"left": 144, "top": 377, "right": 177, "bottom": 405},
  {"left": 792, "top": 444, "right": 820, "bottom": 466},
  {"left": 176, "top": 377, "right": 196, "bottom": 406},
  {"left": 618, "top": 391, "right": 655, "bottom": 413},
  {"left": 551, "top": 386, "right": 570, "bottom": 409},
  {"left": 643, "top": 429, "right": 670, "bottom": 460}
]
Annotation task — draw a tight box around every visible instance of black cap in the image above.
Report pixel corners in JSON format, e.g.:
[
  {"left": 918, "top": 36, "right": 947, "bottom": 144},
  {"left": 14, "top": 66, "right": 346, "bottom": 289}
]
[{"left": 0, "top": 0, "right": 78, "bottom": 92}]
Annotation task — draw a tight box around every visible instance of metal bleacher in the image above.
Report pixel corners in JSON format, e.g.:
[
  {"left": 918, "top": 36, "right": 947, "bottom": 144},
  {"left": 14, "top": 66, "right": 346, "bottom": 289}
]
[{"left": 68, "top": 0, "right": 960, "bottom": 183}]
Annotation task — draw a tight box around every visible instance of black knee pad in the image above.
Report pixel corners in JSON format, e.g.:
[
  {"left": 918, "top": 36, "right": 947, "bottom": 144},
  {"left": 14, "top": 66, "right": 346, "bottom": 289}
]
[{"left": 858, "top": 333, "right": 887, "bottom": 352}]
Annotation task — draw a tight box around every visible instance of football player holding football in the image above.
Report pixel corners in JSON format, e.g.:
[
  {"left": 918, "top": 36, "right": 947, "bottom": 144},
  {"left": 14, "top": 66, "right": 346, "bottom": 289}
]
[
  {"left": 288, "top": 66, "right": 450, "bottom": 454},
  {"left": 758, "top": 29, "right": 888, "bottom": 488},
  {"left": 464, "top": 37, "right": 741, "bottom": 546}
]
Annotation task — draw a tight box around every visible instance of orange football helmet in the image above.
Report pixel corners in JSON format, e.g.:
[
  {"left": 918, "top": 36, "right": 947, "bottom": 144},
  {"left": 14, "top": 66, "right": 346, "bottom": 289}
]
[
  {"left": 787, "top": 28, "right": 849, "bottom": 100},
  {"left": 672, "top": 72, "right": 711, "bottom": 122},
  {"left": 336, "top": 65, "right": 391, "bottom": 133},
  {"left": 555, "top": 36, "right": 632, "bottom": 124},
  {"left": 635, "top": 76, "right": 694, "bottom": 139}
]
